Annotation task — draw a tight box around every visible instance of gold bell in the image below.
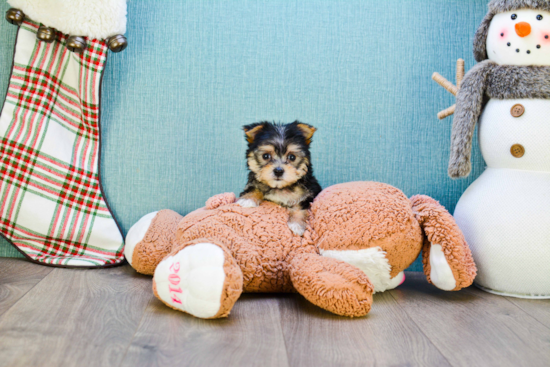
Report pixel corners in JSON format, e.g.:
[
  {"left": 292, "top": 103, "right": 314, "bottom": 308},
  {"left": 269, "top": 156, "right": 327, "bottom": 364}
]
[
  {"left": 5, "top": 8, "right": 25, "bottom": 26},
  {"left": 37, "top": 25, "right": 56, "bottom": 43},
  {"left": 66, "top": 36, "right": 87, "bottom": 53},
  {"left": 106, "top": 34, "right": 128, "bottom": 53}
]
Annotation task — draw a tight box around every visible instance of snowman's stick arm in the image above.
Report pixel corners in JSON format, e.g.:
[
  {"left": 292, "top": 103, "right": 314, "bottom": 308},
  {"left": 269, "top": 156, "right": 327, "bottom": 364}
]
[
  {"left": 432, "top": 73, "right": 458, "bottom": 96},
  {"left": 456, "top": 59, "right": 465, "bottom": 88},
  {"left": 438, "top": 105, "right": 456, "bottom": 120}
]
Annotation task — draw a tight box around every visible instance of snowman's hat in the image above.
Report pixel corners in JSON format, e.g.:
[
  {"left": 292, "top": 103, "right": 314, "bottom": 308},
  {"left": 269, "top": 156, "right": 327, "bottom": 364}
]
[{"left": 474, "top": 0, "right": 550, "bottom": 61}]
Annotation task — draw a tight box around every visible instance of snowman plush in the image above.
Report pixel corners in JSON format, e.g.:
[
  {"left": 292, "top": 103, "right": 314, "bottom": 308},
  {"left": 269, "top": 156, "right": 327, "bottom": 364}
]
[{"left": 446, "top": 0, "right": 550, "bottom": 298}]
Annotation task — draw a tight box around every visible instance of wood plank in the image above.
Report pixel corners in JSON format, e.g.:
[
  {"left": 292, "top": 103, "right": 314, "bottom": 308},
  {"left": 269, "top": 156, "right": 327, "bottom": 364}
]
[
  {"left": 278, "top": 290, "right": 450, "bottom": 367},
  {"left": 0, "top": 265, "right": 152, "bottom": 367},
  {"left": 506, "top": 297, "right": 550, "bottom": 329},
  {"left": 121, "top": 293, "right": 289, "bottom": 367},
  {"left": 0, "top": 258, "right": 53, "bottom": 317},
  {"left": 390, "top": 272, "right": 550, "bottom": 367}
]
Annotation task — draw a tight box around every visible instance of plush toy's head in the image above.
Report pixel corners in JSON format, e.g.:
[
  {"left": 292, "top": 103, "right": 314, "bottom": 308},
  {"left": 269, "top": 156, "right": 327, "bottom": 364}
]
[{"left": 474, "top": 0, "right": 550, "bottom": 64}]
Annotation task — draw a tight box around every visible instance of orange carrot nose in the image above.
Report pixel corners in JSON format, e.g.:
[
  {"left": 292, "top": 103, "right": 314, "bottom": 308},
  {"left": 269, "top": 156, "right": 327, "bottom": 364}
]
[{"left": 515, "top": 22, "right": 532, "bottom": 37}]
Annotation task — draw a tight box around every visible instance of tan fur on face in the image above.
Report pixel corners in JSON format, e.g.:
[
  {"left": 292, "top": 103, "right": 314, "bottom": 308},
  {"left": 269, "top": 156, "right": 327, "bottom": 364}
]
[{"left": 251, "top": 144, "right": 309, "bottom": 189}]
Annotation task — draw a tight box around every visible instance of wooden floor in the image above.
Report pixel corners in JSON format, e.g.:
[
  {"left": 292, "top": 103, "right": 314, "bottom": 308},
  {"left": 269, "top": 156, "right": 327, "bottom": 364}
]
[{"left": 0, "top": 259, "right": 548, "bottom": 367}]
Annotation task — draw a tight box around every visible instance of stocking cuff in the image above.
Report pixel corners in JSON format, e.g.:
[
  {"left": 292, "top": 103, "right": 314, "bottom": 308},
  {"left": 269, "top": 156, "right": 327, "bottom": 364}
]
[{"left": 8, "top": 0, "right": 127, "bottom": 39}]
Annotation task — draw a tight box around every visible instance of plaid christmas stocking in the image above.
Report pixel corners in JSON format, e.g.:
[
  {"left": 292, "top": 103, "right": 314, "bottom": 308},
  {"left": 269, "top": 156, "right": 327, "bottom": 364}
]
[{"left": 0, "top": 8, "right": 127, "bottom": 267}]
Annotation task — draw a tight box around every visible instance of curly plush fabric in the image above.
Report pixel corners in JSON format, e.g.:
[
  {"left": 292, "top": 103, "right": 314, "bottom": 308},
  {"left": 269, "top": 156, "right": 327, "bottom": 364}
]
[
  {"left": 132, "top": 210, "right": 183, "bottom": 275},
  {"left": 309, "top": 182, "right": 423, "bottom": 278},
  {"left": 410, "top": 195, "right": 477, "bottom": 290},
  {"left": 205, "top": 192, "right": 237, "bottom": 210},
  {"left": 176, "top": 201, "right": 315, "bottom": 293},
  {"left": 127, "top": 181, "right": 477, "bottom": 318},
  {"left": 289, "top": 253, "right": 374, "bottom": 317}
]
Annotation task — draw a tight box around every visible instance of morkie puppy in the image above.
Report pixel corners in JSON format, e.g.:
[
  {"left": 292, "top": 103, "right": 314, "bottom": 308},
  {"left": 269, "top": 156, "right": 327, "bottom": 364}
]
[{"left": 237, "top": 121, "right": 322, "bottom": 236}]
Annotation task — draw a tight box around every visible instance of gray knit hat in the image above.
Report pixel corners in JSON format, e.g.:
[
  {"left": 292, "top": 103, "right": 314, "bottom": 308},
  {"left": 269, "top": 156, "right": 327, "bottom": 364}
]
[{"left": 473, "top": 0, "right": 550, "bottom": 62}]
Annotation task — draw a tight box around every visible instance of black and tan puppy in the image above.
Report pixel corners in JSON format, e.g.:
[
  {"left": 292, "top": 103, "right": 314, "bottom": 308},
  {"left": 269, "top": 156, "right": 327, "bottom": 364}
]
[{"left": 237, "top": 121, "right": 322, "bottom": 236}]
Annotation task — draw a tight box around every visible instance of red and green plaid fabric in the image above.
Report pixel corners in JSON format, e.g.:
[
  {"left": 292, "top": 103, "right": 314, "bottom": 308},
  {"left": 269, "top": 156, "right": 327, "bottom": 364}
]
[{"left": 0, "top": 20, "right": 124, "bottom": 267}]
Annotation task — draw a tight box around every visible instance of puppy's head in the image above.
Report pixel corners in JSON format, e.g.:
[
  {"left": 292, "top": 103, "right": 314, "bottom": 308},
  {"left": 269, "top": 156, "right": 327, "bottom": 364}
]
[{"left": 243, "top": 121, "right": 316, "bottom": 189}]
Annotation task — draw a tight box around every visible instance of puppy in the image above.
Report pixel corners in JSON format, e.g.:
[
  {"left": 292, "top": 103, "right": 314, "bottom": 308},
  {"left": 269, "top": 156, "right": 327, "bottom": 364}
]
[{"left": 237, "top": 121, "right": 322, "bottom": 236}]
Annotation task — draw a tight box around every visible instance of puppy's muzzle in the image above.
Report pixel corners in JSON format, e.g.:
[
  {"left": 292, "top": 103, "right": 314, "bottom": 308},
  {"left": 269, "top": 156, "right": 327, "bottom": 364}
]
[{"left": 273, "top": 167, "right": 285, "bottom": 178}]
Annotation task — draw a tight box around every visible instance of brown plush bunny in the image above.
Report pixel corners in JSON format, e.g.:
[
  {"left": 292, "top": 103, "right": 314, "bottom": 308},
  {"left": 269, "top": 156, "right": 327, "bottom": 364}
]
[{"left": 125, "top": 182, "right": 476, "bottom": 319}]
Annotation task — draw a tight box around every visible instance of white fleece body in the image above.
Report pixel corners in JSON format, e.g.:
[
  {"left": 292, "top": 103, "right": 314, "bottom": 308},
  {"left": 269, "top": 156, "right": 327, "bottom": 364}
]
[
  {"left": 455, "top": 168, "right": 550, "bottom": 298},
  {"left": 320, "top": 247, "right": 404, "bottom": 293},
  {"left": 8, "top": 0, "right": 127, "bottom": 39}
]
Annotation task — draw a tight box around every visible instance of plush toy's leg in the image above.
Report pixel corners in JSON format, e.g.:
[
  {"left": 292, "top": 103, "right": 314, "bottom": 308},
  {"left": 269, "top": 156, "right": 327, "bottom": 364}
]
[
  {"left": 153, "top": 239, "right": 243, "bottom": 319},
  {"left": 410, "top": 195, "right": 477, "bottom": 291},
  {"left": 289, "top": 253, "right": 374, "bottom": 317},
  {"left": 124, "top": 210, "right": 183, "bottom": 276}
]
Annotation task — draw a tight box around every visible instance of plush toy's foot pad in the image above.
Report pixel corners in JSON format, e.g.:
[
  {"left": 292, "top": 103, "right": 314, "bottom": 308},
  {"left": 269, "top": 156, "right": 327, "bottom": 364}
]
[{"left": 153, "top": 242, "right": 243, "bottom": 319}]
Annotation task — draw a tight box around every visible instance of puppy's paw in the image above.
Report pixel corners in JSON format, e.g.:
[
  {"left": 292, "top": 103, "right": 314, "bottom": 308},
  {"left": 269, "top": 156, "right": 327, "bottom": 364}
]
[
  {"left": 237, "top": 198, "right": 259, "bottom": 208},
  {"left": 288, "top": 221, "right": 306, "bottom": 236}
]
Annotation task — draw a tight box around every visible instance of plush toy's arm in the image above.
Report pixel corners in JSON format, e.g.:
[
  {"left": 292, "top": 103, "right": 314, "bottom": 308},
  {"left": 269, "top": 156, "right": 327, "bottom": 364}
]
[
  {"left": 449, "top": 60, "right": 495, "bottom": 178},
  {"left": 205, "top": 193, "right": 237, "bottom": 210},
  {"left": 410, "top": 195, "right": 476, "bottom": 291},
  {"left": 289, "top": 253, "right": 374, "bottom": 317}
]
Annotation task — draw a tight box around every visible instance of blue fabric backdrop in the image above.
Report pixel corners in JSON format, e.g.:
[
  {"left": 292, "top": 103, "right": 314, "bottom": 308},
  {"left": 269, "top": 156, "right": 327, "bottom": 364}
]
[{"left": 0, "top": 0, "right": 489, "bottom": 270}]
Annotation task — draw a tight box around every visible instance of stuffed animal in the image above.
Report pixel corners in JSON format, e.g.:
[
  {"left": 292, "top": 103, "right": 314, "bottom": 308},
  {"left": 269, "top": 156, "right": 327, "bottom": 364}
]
[
  {"left": 434, "top": 0, "right": 550, "bottom": 299},
  {"left": 124, "top": 182, "right": 476, "bottom": 319}
]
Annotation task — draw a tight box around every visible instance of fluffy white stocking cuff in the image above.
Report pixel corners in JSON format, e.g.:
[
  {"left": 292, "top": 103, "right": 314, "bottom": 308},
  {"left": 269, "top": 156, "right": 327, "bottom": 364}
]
[{"left": 8, "top": 0, "right": 127, "bottom": 39}]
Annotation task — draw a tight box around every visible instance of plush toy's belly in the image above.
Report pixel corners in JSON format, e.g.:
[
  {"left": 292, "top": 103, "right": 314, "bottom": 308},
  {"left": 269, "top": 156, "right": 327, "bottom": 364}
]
[
  {"left": 237, "top": 254, "right": 297, "bottom": 293},
  {"left": 454, "top": 168, "right": 550, "bottom": 298}
]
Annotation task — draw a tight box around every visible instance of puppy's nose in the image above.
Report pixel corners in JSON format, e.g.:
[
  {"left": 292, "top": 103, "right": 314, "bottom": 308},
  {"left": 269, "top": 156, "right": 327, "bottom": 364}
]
[
  {"left": 515, "top": 22, "right": 532, "bottom": 37},
  {"left": 273, "top": 168, "right": 285, "bottom": 177}
]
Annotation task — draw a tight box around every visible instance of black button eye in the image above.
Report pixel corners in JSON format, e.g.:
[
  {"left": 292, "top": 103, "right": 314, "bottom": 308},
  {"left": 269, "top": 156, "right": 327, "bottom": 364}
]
[
  {"left": 537, "top": 15, "right": 543, "bottom": 21},
  {"left": 262, "top": 153, "right": 271, "bottom": 160},
  {"left": 511, "top": 14, "right": 518, "bottom": 20},
  {"left": 288, "top": 154, "right": 296, "bottom": 162}
]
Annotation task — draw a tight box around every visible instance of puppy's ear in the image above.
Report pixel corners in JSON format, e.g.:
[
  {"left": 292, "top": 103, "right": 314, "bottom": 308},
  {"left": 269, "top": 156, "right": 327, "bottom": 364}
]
[
  {"left": 296, "top": 123, "right": 316, "bottom": 145},
  {"left": 243, "top": 123, "right": 265, "bottom": 144}
]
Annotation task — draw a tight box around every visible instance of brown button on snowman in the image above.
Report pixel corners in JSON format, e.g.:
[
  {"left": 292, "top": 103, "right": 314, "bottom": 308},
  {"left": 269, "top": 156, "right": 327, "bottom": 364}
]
[{"left": 434, "top": 0, "right": 550, "bottom": 299}]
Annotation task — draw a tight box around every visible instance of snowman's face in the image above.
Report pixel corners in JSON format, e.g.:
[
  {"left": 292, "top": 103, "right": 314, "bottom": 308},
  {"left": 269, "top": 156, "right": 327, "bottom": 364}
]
[{"left": 487, "top": 9, "right": 550, "bottom": 66}]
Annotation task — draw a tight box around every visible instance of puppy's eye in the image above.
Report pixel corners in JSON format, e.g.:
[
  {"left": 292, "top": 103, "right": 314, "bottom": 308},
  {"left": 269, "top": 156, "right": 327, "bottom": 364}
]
[
  {"left": 262, "top": 153, "right": 271, "bottom": 160},
  {"left": 288, "top": 154, "right": 296, "bottom": 162},
  {"left": 511, "top": 14, "right": 518, "bottom": 20},
  {"left": 537, "top": 15, "right": 543, "bottom": 21}
]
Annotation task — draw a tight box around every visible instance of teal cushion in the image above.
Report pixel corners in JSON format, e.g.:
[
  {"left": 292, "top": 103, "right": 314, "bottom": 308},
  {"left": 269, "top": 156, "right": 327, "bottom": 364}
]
[{"left": 0, "top": 0, "right": 489, "bottom": 270}]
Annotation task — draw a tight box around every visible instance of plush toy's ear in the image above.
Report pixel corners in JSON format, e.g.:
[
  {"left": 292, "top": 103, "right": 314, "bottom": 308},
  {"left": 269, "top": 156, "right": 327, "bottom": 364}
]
[
  {"left": 296, "top": 123, "right": 316, "bottom": 145},
  {"left": 243, "top": 123, "right": 266, "bottom": 144},
  {"left": 410, "top": 195, "right": 476, "bottom": 291}
]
